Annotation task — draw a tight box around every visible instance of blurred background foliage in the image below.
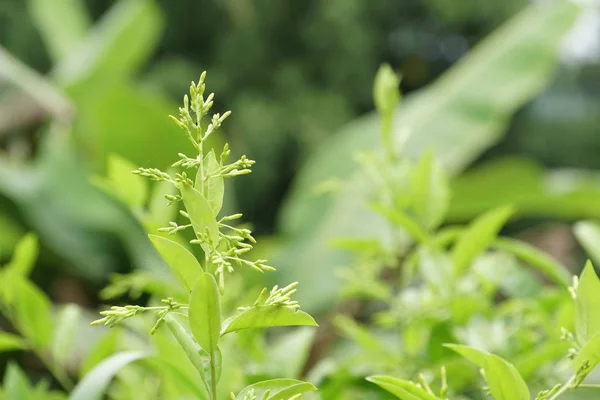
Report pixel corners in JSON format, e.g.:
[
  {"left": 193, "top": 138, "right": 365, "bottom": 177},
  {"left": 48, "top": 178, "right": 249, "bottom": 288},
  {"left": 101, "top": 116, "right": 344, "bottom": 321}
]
[{"left": 1, "top": 0, "right": 600, "bottom": 332}]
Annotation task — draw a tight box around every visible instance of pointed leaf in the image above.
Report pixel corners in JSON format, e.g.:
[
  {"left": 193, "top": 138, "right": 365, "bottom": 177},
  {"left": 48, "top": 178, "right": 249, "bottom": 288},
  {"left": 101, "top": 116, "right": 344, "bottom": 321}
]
[
  {"left": 452, "top": 205, "right": 514, "bottom": 275},
  {"left": 5, "top": 233, "right": 38, "bottom": 277},
  {"left": 179, "top": 184, "right": 219, "bottom": 248},
  {"left": 444, "top": 343, "right": 489, "bottom": 367},
  {"left": 573, "top": 331, "right": 600, "bottom": 377},
  {"left": 189, "top": 273, "right": 221, "bottom": 354},
  {"left": 69, "top": 351, "right": 150, "bottom": 400},
  {"left": 575, "top": 261, "right": 600, "bottom": 345},
  {"left": 366, "top": 375, "right": 440, "bottom": 400},
  {"left": 13, "top": 278, "right": 53, "bottom": 349},
  {"left": 3, "top": 363, "right": 31, "bottom": 400},
  {"left": 574, "top": 221, "right": 600, "bottom": 269},
  {"left": 221, "top": 306, "right": 317, "bottom": 336},
  {"left": 483, "top": 354, "right": 530, "bottom": 400},
  {"left": 149, "top": 234, "right": 203, "bottom": 291},
  {"left": 196, "top": 150, "right": 224, "bottom": 215},
  {"left": 235, "top": 379, "right": 316, "bottom": 400}
]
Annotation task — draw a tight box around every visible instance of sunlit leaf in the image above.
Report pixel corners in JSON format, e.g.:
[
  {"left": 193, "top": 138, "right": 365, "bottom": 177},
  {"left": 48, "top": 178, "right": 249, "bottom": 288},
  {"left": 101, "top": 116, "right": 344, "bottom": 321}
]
[
  {"left": 106, "top": 154, "right": 147, "bottom": 208},
  {"left": 575, "top": 261, "right": 600, "bottom": 346},
  {"left": 411, "top": 150, "right": 449, "bottom": 230},
  {"left": 3, "top": 363, "right": 31, "bottom": 400},
  {"left": 222, "top": 305, "right": 317, "bottom": 336},
  {"left": 5, "top": 233, "right": 38, "bottom": 277},
  {"left": 189, "top": 273, "right": 221, "bottom": 354},
  {"left": 483, "top": 354, "right": 530, "bottom": 400},
  {"left": 149, "top": 234, "right": 202, "bottom": 291},
  {"left": 0, "top": 332, "right": 26, "bottom": 353},
  {"left": 196, "top": 150, "right": 224, "bottom": 215},
  {"left": 574, "top": 221, "right": 600, "bottom": 268},
  {"left": 179, "top": 184, "right": 219, "bottom": 249},
  {"left": 444, "top": 343, "right": 489, "bottom": 367}
]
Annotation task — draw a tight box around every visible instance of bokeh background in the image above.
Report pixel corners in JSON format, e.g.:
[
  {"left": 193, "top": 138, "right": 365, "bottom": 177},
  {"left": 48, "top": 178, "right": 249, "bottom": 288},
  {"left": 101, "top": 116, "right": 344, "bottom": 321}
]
[{"left": 2, "top": 0, "right": 600, "bottom": 389}]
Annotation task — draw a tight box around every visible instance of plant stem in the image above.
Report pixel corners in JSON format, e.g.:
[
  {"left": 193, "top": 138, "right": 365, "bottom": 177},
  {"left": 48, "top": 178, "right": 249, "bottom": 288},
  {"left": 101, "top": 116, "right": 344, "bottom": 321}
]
[
  {"left": 548, "top": 376, "right": 576, "bottom": 400},
  {"left": 210, "top": 350, "right": 218, "bottom": 400}
]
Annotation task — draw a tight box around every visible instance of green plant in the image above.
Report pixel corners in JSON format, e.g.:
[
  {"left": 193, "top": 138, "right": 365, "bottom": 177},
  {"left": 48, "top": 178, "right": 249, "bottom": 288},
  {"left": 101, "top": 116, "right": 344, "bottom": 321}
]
[{"left": 90, "top": 72, "right": 318, "bottom": 399}]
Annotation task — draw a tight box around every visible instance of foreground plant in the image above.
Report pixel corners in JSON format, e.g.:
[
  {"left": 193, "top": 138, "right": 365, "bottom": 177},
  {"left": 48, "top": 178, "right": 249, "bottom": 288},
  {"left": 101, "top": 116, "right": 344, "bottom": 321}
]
[{"left": 92, "top": 72, "right": 318, "bottom": 399}]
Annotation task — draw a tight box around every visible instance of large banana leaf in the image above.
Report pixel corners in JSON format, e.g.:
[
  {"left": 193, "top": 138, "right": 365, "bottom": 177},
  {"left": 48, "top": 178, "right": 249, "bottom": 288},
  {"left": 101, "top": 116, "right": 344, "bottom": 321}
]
[{"left": 273, "top": 1, "right": 580, "bottom": 312}]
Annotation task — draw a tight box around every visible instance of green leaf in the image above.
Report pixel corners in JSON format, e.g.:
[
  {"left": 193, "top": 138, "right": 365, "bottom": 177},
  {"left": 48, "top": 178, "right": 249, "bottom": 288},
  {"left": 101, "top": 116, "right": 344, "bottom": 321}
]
[
  {"left": 51, "top": 304, "right": 81, "bottom": 367},
  {"left": 179, "top": 184, "right": 219, "bottom": 249},
  {"left": 5, "top": 233, "right": 38, "bottom": 277},
  {"left": 366, "top": 375, "right": 440, "bottom": 400},
  {"left": 0, "top": 332, "right": 26, "bottom": 353},
  {"left": 221, "top": 305, "right": 317, "bottom": 336},
  {"left": 483, "top": 354, "right": 530, "bottom": 400},
  {"left": 373, "top": 63, "right": 401, "bottom": 150},
  {"left": 491, "top": 237, "right": 571, "bottom": 286},
  {"left": 149, "top": 234, "right": 203, "bottom": 291},
  {"left": 13, "top": 278, "right": 53, "bottom": 349},
  {"left": 189, "top": 273, "right": 221, "bottom": 354},
  {"left": 106, "top": 154, "right": 147, "bottom": 208},
  {"left": 573, "top": 331, "right": 600, "bottom": 377},
  {"left": 574, "top": 221, "right": 600, "bottom": 268},
  {"left": 53, "top": 0, "right": 164, "bottom": 86},
  {"left": 333, "top": 315, "right": 388, "bottom": 356},
  {"left": 448, "top": 157, "right": 600, "bottom": 223},
  {"left": 69, "top": 351, "right": 149, "bottom": 400},
  {"left": 196, "top": 150, "right": 224, "bottom": 215},
  {"left": 275, "top": 1, "right": 579, "bottom": 313},
  {"left": 27, "top": 0, "right": 91, "bottom": 62},
  {"left": 3, "top": 363, "right": 31, "bottom": 400},
  {"left": 235, "top": 379, "right": 317, "bottom": 400},
  {"left": 267, "top": 382, "right": 319, "bottom": 400},
  {"left": 411, "top": 150, "right": 449, "bottom": 230},
  {"left": 451, "top": 205, "right": 514, "bottom": 275},
  {"left": 575, "top": 261, "right": 600, "bottom": 345},
  {"left": 444, "top": 343, "right": 489, "bottom": 367}
]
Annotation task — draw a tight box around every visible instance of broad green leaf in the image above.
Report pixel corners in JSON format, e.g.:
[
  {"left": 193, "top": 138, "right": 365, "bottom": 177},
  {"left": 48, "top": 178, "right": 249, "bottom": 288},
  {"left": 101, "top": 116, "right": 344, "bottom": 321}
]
[
  {"left": 0, "top": 332, "right": 26, "bottom": 353},
  {"left": 179, "top": 184, "right": 219, "bottom": 248},
  {"left": 221, "top": 305, "right": 317, "bottom": 336},
  {"left": 411, "top": 150, "right": 449, "bottom": 230},
  {"left": 52, "top": 304, "right": 81, "bottom": 367},
  {"left": 189, "top": 273, "right": 221, "bottom": 354},
  {"left": 483, "top": 354, "right": 530, "bottom": 400},
  {"left": 27, "top": 0, "right": 91, "bottom": 62},
  {"left": 5, "top": 233, "right": 38, "bottom": 277},
  {"left": 54, "top": 0, "right": 164, "bottom": 86},
  {"left": 149, "top": 234, "right": 203, "bottom": 291},
  {"left": 148, "top": 176, "right": 179, "bottom": 226},
  {"left": 275, "top": 1, "right": 579, "bottom": 313},
  {"left": 574, "top": 221, "right": 600, "bottom": 268},
  {"left": 444, "top": 344, "right": 489, "bottom": 367},
  {"left": 575, "top": 261, "right": 600, "bottom": 345},
  {"left": 106, "top": 154, "right": 147, "bottom": 208},
  {"left": 235, "top": 379, "right": 317, "bottom": 400},
  {"left": 13, "top": 278, "right": 53, "bottom": 349},
  {"left": 3, "top": 363, "right": 31, "bottom": 400},
  {"left": 196, "top": 150, "right": 225, "bottom": 215},
  {"left": 449, "top": 157, "right": 600, "bottom": 223},
  {"left": 491, "top": 237, "right": 571, "bottom": 286},
  {"left": 452, "top": 205, "right": 514, "bottom": 275},
  {"left": 69, "top": 351, "right": 149, "bottom": 400},
  {"left": 366, "top": 376, "right": 440, "bottom": 400},
  {"left": 573, "top": 331, "right": 600, "bottom": 377}
]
